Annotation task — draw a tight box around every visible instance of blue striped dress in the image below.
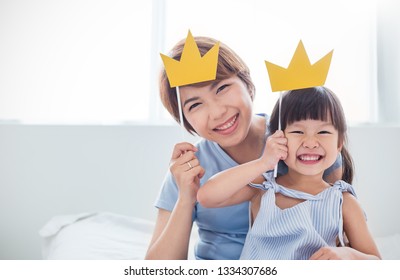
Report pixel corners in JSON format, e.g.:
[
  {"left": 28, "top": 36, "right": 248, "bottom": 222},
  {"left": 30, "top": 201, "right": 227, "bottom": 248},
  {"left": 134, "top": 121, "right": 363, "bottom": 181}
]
[{"left": 240, "top": 172, "right": 357, "bottom": 260}]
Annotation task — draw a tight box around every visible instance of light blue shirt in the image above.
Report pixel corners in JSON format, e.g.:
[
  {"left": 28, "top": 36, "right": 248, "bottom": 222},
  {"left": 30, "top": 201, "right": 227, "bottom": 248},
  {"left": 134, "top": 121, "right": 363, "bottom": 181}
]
[
  {"left": 155, "top": 114, "right": 342, "bottom": 260},
  {"left": 156, "top": 138, "right": 249, "bottom": 259}
]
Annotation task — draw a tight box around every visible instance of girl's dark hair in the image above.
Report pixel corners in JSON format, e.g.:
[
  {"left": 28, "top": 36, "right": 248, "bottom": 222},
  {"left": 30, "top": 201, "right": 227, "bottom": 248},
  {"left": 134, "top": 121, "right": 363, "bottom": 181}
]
[
  {"left": 269, "top": 86, "right": 354, "bottom": 183},
  {"left": 159, "top": 36, "right": 255, "bottom": 135}
]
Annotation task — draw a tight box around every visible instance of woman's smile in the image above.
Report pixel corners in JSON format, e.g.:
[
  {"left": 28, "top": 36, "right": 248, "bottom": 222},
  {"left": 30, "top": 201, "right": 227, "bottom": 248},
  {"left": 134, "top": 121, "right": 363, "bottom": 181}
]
[{"left": 213, "top": 114, "right": 239, "bottom": 135}]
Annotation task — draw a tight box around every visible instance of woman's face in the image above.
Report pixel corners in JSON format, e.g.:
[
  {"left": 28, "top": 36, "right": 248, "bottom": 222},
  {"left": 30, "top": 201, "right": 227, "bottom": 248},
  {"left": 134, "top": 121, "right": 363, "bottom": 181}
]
[{"left": 180, "top": 76, "right": 253, "bottom": 148}]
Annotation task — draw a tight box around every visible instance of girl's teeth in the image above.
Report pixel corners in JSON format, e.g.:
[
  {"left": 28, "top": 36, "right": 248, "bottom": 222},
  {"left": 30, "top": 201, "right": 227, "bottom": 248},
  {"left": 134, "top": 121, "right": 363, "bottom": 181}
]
[{"left": 299, "top": 155, "right": 320, "bottom": 161}]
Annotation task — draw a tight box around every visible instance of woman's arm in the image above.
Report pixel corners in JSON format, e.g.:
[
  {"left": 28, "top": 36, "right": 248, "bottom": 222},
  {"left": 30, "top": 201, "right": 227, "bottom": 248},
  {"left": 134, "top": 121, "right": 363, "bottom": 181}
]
[
  {"left": 310, "top": 192, "right": 381, "bottom": 260},
  {"left": 197, "top": 130, "right": 287, "bottom": 208},
  {"left": 145, "top": 142, "right": 204, "bottom": 259},
  {"left": 145, "top": 204, "right": 194, "bottom": 259}
]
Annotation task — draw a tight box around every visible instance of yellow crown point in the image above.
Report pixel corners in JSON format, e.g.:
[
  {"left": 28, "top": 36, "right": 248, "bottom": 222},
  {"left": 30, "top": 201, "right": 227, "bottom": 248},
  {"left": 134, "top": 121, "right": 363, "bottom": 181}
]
[
  {"left": 265, "top": 40, "right": 333, "bottom": 92},
  {"left": 160, "top": 30, "right": 220, "bottom": 88}
]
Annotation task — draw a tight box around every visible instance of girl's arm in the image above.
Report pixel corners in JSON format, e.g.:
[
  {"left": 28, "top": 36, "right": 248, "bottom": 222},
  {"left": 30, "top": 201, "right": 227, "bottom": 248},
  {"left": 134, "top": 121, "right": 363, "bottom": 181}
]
[
  {"left": 341, "top": 192, "right": 381, "bottom": 259},
  {"left": 310, "top": 192, "right": 381, "bottom": 260},
  {"left": 197, "top": 157, "right": 267, "bottom": 207},
  {"left": 197, "top": 131, "right": 287, "bottom": 208},
  {"left": 145, "top": 142, "right": 204, "bottom": 259}
]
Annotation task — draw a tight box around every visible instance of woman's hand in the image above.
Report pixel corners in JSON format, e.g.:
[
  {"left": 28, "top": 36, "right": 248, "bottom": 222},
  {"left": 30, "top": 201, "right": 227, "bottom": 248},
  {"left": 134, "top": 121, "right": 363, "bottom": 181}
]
[
  {"left": 146, "top": 142, "right": 204, "bottom": 260},
  {"left": 169, "top": 142, "right": 205, "bottom": 205}
]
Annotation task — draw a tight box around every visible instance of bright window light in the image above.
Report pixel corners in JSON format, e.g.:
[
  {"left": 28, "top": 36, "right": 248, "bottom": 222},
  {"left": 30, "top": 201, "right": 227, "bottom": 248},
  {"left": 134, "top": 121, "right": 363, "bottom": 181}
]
[
  {"left": 0, "top": 0, "right": 377, "bottom": 125},
  {"left": 0, "top": 0, "right": 152, "bottom": 124},
  {"left": 163, "top": 0, "right": 377, "bottom": 125}
]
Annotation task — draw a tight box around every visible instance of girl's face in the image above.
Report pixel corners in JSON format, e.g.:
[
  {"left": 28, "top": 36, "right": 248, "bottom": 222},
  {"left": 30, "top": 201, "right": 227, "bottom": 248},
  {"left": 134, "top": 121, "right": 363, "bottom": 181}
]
[
  {"left": 283, "top": 118, "right": 342, "bottom": 177},
  {"left": 180, "top": 76, "right": 253, "bottom": 148}
]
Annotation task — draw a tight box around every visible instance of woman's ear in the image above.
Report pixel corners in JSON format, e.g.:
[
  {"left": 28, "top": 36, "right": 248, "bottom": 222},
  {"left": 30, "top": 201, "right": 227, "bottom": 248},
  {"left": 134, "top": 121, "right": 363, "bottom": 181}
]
[{"left": 249, "top": 89, "right": 255, "bottom": 101}]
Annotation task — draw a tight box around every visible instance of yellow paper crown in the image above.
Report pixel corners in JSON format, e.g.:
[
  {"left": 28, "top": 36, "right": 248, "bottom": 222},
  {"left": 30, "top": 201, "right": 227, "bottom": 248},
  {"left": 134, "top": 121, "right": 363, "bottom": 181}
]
[
  {"left": 160, "top": 30, "right": 220, "bottom": 88},
  {"left": 265, "top": 40, "right": 333, "bottom": 92}
]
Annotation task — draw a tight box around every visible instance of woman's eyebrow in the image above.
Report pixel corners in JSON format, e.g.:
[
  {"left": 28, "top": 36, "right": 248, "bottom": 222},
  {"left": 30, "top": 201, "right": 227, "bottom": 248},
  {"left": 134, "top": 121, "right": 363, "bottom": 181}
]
[
  {"left": 183, "top": 97, "right": 199, "bottom": 107},
  {"left": 183, "top": 81, "right": 221, "bottom": 107},
  {"left": 209, "top": 80, "right": 220, "bottom": 91}
]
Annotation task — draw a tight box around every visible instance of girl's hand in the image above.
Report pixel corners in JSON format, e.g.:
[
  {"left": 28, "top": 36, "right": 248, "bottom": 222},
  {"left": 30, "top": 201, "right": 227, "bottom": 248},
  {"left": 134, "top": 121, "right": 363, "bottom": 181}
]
[
  {"left": 169, "top": 142, "right": 205, "bottom": 205},
  {"left": 261, "top": 130, "right": 288, "bottom": 171}
]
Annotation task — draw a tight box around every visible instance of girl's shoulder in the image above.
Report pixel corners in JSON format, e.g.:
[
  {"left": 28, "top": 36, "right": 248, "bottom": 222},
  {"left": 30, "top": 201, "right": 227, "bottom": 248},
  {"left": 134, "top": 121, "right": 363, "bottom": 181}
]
[{"left": 331, "top": 180, "right": 358, "bottom": 198}]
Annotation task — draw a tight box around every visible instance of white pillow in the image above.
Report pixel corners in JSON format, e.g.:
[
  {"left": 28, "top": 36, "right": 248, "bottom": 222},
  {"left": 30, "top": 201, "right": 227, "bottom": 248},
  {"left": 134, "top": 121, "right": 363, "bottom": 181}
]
[
  {"left": 39, "top": 212, "right": 155, "bottom": 259},
  {"left": 39, "top": 212, "right": 198, "bottom": 260}
]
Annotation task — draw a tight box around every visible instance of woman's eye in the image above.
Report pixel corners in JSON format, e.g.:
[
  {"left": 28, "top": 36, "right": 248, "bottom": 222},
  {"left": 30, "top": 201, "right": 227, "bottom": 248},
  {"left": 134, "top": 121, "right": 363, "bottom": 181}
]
[
  {"left": 188, "top": 102, "right": 201, "bottom": 111},
  {"left": 216, "top": 84, "right": 228, "bottom": 94}
]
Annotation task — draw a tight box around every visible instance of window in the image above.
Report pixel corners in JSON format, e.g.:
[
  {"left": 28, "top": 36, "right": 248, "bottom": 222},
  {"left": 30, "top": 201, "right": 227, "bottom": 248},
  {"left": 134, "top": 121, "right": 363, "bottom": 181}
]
[
  {"left": 164, "top": 0, "right": 378, "bottom": 125},
  {"left": 0, "top": 0, "right": 378, "bottom": 125},
  {"left": 0, "top": 0, "right": 152, "bottom": 124}
]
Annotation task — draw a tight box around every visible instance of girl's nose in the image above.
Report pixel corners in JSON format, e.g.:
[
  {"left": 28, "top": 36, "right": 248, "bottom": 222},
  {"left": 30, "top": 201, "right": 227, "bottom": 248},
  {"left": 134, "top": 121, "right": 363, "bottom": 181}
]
[{"left": 303, "top": 136, "right": 319, "bottom": 149}]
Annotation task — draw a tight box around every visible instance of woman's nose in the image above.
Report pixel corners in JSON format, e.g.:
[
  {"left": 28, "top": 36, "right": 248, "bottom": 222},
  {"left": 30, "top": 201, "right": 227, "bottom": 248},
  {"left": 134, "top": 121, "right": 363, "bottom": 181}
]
[{"left": 209, "top": 102, "right": 227, "bottom": 120}]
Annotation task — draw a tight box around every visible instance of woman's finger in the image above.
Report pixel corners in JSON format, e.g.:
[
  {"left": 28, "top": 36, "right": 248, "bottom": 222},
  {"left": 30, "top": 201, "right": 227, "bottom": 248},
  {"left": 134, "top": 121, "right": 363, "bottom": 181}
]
[{"left": 171, "top": 142, "right": 198, "bottom": 159}]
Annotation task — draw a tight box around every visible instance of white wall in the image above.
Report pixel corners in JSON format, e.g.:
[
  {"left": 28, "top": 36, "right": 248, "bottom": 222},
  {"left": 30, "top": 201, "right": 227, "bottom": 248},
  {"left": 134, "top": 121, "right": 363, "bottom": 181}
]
[
  {"left": 0, "top": 124, "right": 195, "bottom": 259},
  {"left": 377, "top": 0, "right": 400, "bottom": 122},
  {"left": 0, "top": 124, "right": 399, "bottom": 259},
  {"left": 348, "top": 125, "right": 400, "bottom": 237}
]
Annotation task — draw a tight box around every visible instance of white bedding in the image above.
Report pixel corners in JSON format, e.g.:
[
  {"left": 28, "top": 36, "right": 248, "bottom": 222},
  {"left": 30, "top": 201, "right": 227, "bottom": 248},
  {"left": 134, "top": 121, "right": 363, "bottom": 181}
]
[
  {"left": 39, "top": 212, "right": 197, "bottom": 260},
  {"left": 39, "top": 212, "right": 400, "bottom": 260},
  {"left": 40, "top": 212, "right": 155, "bottom": 259}
]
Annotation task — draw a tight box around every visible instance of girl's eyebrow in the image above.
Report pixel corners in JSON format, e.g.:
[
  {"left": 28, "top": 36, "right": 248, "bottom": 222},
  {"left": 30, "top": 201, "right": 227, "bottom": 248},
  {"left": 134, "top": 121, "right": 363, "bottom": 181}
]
[{"left": 286, "top": 121, "right": 334, "bottom": 129}]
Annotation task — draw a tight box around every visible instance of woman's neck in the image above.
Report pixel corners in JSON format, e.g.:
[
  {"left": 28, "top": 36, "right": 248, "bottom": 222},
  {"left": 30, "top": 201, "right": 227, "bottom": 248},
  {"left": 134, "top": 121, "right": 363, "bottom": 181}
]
[{"left": 221, "top": 115, "right": 266, "bottom": 164}]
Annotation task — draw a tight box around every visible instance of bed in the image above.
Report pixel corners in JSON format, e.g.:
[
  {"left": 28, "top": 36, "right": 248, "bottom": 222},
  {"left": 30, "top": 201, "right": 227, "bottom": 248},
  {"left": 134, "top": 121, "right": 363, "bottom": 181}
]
[
  {"left": 39, "top": 212, "right": 197, "bottom": 260},
  {"left": 39, "top": 212, "right": 400, "bottom": 260}
]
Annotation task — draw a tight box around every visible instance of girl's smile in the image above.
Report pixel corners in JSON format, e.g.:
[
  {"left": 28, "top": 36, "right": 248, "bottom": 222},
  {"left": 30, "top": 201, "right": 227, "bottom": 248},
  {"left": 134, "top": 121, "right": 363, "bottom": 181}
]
[{"left": 297, "top": 153, "right": 325, "bottom": 165}]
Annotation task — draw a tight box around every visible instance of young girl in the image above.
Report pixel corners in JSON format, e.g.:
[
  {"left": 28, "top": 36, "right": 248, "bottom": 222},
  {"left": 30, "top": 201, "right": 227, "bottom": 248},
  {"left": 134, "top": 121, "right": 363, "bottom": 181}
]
[
  {"left": 146, "top": 36, "right": 342, "bottom": 260},
  {"left": 197, "top": 87, "right": 381, "bottom": 260}
]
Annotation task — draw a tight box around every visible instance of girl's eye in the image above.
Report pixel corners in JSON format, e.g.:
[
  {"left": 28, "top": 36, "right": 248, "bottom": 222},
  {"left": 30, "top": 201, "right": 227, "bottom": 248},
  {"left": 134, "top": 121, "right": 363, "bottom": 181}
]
[
  {"left": 216, "top": 84, "right": 228, "bottom": 94},
  {"left": 289, "top": 130, "right": 303, "bottom": 134},
  {"left": 318, "top": 130, "right": 332, "bottom": 134}
]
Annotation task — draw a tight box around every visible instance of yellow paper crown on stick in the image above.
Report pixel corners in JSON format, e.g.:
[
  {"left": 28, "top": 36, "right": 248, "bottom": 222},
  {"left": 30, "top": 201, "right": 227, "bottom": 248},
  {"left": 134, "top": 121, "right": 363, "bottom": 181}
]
[
  {"left": 160, "top": 30, "right": 220, "bottom": 88},
  {"left": 265, "top": 40, "right": 333, "bottom": 92}
]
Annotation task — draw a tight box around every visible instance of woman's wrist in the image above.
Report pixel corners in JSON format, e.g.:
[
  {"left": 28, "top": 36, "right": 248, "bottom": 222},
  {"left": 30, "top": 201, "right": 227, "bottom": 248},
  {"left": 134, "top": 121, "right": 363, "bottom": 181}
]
[{"left": 176, "top": 195, "right": 197, "bottom": 209}]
